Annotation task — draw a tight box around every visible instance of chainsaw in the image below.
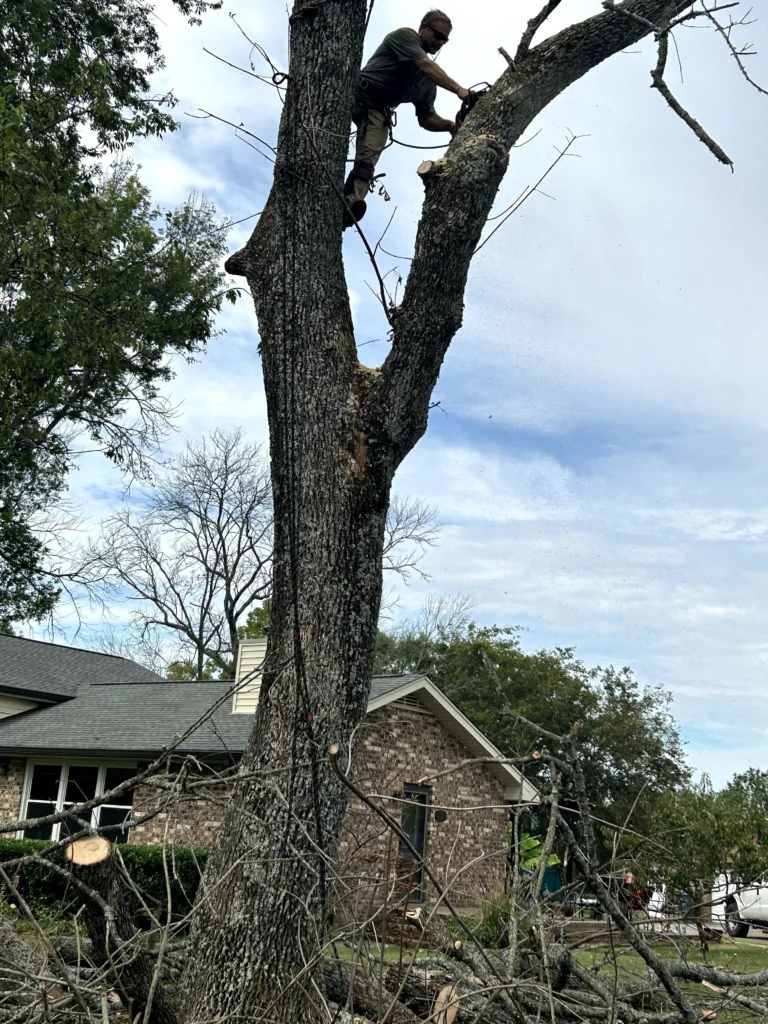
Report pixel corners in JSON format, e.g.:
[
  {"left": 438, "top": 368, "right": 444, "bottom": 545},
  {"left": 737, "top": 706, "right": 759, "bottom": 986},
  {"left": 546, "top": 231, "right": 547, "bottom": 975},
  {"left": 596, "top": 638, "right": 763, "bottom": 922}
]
[{"left": 456, "top": 83, "right": 491, "bottom": 130}]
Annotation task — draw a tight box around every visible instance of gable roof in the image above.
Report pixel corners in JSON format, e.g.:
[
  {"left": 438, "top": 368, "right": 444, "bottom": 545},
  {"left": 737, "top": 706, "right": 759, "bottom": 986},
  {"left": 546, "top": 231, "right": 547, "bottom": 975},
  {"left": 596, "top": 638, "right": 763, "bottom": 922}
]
[
  {"left": 367, "top": 674, "right": 539, "bottom": 803},
  {"left": 0, "top": 670, "right": 537, "bottom": 801},
  {"left": 0, "top": 634, "right": 163, "bottom": 702},
  {"left": 368, "top": 674, "right": 426, "bottom": 701}
]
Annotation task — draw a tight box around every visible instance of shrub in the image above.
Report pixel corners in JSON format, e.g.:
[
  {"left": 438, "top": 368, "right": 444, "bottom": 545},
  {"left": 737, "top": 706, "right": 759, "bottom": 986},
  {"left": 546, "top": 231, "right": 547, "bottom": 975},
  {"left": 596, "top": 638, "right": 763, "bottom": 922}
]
[
  {"left": 473, "top": 893, "right": 513, "bottom": 948},
  {"left": 0, "top": 838, "right": 209, "bottom": 924}
]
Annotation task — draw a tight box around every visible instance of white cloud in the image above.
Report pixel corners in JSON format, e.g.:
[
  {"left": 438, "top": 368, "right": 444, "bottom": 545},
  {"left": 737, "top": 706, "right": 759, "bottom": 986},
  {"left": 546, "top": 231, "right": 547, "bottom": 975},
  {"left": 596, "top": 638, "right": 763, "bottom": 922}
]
[{"left": 53, "top": 0, "right": 768, "bottom": 788}]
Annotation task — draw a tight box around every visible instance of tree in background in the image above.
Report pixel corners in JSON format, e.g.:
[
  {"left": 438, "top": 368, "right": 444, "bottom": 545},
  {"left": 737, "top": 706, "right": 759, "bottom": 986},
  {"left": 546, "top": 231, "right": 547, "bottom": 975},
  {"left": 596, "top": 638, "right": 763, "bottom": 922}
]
[
  {"left": 635, "top": 768, "right": 768, "bottom": 907},
  {"left": 86, "top": 430, "right": 272, "bottom": 679},
  {"left": 375, "top": 606, "right": 689, "bottom": 858},
  {"left": 0, "top": 0, "right": 230, "bottom": 627},
  {"left": 86, "top": 430, "right": 439, "bottom": 678}
]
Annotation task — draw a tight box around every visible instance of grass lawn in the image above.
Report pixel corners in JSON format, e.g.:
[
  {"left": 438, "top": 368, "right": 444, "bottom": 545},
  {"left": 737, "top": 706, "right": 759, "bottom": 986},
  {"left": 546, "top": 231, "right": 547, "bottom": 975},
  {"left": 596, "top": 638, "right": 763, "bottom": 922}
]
[
  {"left": 329, "top": 940, "right": 432, "bottom": 963},
  {"left": 575, "top": 937, "right": 768, "bottom": 1020},
  {"left": 575, "top": 935, "right": 768, "bottom": 974}
]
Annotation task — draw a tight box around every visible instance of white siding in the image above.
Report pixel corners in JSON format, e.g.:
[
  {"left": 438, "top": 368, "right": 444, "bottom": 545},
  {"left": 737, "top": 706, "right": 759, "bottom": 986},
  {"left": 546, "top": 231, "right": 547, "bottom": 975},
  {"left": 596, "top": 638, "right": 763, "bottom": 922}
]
[
  {"left": 232, "top": 638, "right": 268, "bottom": 714},
  {"left": 0, "top": 695, "right": 39, "bottom": 719}
]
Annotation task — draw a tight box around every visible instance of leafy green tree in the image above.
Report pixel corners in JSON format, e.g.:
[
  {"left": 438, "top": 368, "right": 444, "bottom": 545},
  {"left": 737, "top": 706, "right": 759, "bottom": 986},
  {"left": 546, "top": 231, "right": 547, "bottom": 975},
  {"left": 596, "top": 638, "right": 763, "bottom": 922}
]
[
  {"left": 0, "top": 0, "right": 229, "bottom": 626},
  {"left": 238, "top": 601, "right": 272, "bottom": 642},
  {"left": 167, "top": 659, "right": 221, "bottom": 681},
  {"left": 638, "top": 769, "right": 768, "bottom": 900},
  {"left": 374, "top": 619, "right": 690, "bottom": 849}
]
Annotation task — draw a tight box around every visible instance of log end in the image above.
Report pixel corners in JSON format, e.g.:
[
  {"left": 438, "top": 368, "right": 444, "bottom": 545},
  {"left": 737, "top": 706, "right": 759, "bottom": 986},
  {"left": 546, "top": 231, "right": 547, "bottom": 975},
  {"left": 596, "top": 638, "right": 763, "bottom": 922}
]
[
  {"left": 417, "top": 160, "right": 434, "bottom": 178},
  {"left": 434, "top": 983, "right": 459, "bottom": 1024},
  {"left": 65, "top": 836, "right": 111, "bottom": 865}
]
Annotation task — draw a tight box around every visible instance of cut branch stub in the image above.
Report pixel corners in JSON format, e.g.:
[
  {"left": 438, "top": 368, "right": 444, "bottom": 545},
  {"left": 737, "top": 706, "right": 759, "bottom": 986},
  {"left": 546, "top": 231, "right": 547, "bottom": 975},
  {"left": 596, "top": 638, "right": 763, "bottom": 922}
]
[{"left": 65, "top": 836, "right": 111, "bottom": 865}]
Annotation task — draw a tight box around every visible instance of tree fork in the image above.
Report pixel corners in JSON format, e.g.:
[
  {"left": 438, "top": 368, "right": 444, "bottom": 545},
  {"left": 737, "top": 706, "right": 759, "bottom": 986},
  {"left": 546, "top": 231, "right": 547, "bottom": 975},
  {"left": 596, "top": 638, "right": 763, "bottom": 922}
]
[{"left": 179, "top": 0, "right": 736, "bottom": 1020}]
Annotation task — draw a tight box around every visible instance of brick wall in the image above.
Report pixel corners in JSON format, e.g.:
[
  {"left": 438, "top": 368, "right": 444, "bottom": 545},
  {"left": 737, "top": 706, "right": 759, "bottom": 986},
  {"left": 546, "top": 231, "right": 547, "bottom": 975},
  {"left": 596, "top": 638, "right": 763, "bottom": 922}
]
[
  {"left": 0, "top": 759, "right": 25, "bottom": 824},
  {"left": 0, "top": 705, "right": 511, "bottom": 910},
  {"left": 131, "top": 784, "right": 227, "bottom": 847},
  {"left": 336, "top": 704, "right": 509, "bottom": 913},
  {"left": 128, "top": 704, "right": 510, "bottom": 909}
]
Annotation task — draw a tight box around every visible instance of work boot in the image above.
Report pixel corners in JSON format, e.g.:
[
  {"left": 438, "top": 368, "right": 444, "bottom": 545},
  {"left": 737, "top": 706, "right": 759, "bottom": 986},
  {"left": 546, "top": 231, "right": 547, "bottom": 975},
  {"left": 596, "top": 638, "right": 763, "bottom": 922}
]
[{"left": 343, "top": 198, "right": 367, "bottom": 230}]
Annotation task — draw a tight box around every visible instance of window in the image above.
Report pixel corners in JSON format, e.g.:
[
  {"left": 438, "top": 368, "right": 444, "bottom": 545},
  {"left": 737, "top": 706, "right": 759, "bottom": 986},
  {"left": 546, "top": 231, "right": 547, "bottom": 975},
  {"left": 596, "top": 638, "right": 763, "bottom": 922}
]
[
  {"left": 398, "top": 784, "right": 430, "bottom": 903},
  {"left": 22, "top": 763, "right": 135, "bottom": 844}
]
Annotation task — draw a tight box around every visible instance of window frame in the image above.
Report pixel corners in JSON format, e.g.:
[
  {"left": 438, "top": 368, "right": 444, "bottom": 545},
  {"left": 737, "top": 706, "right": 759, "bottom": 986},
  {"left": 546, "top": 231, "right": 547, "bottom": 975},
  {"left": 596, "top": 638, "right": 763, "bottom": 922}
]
[
  {"left": 399, "top": 782, "right": 431, "bottom": 904},
  {"left": 18, "top": 758, "right": 139, "bottom": 842}
]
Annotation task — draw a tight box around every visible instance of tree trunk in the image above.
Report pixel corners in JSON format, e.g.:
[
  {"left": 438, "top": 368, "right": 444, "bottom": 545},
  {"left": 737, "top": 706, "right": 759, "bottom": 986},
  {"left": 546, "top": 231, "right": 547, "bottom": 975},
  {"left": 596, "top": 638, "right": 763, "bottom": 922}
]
[
  {"left": 67, "top": 838, "right": 178, "bottom": 1024},
  {"left": 180, "top": 4, "right": 384, "bottom": 1019},
  {"left": 181, "top": 0, "right": 699, "bottom": 1020}
]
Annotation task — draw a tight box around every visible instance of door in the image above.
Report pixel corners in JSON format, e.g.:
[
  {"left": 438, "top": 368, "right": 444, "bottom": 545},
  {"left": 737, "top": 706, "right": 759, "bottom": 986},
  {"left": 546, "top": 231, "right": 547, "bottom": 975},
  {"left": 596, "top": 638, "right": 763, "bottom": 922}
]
[{"left": 398, "top": 784, "right": 429, "bottom": 903}]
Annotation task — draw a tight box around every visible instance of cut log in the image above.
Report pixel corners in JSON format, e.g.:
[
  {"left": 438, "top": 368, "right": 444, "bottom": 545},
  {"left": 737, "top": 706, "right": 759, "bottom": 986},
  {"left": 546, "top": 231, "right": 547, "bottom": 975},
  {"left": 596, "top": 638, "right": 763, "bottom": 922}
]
[
  {"left": 52, "top": 934, "right": 104, "bottom": 966},
  {"left": 323, "top": 958, "right": 421, "bottom": 1023},
  {"left": 66, "top": 839, "right": 178, "bottom": 1024}
]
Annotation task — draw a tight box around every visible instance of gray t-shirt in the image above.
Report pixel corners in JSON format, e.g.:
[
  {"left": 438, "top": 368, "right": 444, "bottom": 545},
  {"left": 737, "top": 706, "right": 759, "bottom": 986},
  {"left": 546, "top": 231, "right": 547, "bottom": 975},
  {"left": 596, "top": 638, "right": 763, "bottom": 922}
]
[{"left": 360, "top": 27, "right": 437, "bottom": 119}]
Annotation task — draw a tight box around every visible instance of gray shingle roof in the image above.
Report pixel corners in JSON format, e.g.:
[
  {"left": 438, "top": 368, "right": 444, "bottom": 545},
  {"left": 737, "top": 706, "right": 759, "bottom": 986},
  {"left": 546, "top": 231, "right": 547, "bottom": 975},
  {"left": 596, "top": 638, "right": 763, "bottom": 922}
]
[
  {"left": 368, "top": 674, "right": 426, "bottom": 700},
  {"left": 0, "top": 680, "right": 246, "bottom": 758},
  {"left": 0, "top": 634, "right": 163, "bottom": 701},
  {"left": 0, "top": 674, "right": 425, "bottom": 758}
]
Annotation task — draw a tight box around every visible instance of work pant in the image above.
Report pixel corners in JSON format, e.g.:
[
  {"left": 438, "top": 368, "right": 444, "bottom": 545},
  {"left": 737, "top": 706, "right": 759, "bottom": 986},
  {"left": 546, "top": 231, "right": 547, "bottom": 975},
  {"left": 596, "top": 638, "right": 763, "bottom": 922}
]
[{"left": 345, "top": 100, "right": 390, "bottom": 204}]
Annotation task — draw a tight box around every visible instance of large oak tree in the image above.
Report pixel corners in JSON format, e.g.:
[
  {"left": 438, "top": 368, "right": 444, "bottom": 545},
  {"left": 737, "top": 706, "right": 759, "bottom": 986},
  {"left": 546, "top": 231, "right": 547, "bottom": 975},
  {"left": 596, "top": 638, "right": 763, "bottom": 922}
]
[{"left": 149, "top": 0, "right": 755, "bottom": 1018}]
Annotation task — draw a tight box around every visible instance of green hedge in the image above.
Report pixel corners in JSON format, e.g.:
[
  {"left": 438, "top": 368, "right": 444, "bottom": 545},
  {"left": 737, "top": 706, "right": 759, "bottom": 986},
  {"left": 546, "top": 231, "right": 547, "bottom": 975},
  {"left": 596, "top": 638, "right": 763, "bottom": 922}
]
[{"left": 0, "top": 839, "right": 209, "bottom": 923}]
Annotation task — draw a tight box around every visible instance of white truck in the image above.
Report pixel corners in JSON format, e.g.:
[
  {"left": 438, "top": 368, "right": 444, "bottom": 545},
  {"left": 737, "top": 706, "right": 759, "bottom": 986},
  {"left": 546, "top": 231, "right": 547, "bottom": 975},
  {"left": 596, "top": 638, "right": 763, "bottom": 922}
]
[{"left": 712, "top": 876, "right": 768, "bottom": 937}]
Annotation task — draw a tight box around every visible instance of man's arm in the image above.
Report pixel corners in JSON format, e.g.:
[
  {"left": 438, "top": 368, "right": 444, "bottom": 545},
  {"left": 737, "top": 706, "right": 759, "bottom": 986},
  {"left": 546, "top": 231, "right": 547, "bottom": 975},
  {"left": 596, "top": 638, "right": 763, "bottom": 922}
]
[
  {"left": 418, "top": 113, "right": 458, "bottom": 135},
  {"left": 414, "top": 57, "right": 469, "bottom": 99}
]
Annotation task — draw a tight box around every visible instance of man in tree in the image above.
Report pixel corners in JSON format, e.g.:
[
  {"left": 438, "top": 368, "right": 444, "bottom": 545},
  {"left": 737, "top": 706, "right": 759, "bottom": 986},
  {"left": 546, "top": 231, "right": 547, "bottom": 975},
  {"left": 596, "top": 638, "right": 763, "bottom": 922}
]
[{"left": 343, "top": 9, "right": 469, "bottom": 226}]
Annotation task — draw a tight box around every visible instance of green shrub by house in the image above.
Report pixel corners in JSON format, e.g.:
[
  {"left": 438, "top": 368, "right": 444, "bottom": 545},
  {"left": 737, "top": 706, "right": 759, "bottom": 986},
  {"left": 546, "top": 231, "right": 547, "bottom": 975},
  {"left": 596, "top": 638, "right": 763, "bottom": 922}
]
[{"left": 0, "top": 839, "right": 208, "bottom": 924}]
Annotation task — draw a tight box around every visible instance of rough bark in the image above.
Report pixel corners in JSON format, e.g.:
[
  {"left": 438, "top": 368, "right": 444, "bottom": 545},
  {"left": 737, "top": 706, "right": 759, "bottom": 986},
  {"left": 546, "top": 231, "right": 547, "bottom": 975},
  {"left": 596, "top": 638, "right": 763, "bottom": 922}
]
[
  {"left": 323, "top": 958, "right": 422, "bottom": 1023},
  {"left": 181, "top": 1, "right": 701, "bottom": 1021},
  {"left": 0, "top": 914, "right": 44, "bottom": 1000},
  {"left": 69, "top": 842, "right": 178, "bottom": 1024}
]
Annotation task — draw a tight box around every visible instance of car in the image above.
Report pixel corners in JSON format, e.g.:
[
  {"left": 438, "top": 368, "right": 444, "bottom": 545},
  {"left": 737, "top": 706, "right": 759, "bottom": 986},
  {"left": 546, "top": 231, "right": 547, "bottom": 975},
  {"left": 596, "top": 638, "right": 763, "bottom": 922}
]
[{"left": 723, "top": 883, "right": 767, "bottom": 938}]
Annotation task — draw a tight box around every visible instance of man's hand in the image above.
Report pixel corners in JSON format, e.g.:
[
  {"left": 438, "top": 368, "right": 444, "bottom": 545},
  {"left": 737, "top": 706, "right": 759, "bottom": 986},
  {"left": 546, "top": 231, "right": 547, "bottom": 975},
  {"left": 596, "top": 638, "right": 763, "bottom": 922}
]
[{"left": 457, "top": 86, "right": 470, "bottom": 101}]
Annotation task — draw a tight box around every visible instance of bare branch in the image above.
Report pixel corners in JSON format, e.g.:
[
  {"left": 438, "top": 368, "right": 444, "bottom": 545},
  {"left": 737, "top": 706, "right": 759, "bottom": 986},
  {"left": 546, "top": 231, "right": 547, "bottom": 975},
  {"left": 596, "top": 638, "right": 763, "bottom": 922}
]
[
  {"left": 382, "top": 494, "right": 441, "bottom": 581},
  {"left": 650, "top": 30, "right": 734, "bottom": 168},
  {"left": 516, "top": 0, "right": 565, "bottom": 61},
  {"left": 703, "top": 2, "right": 768, "bottom": 96}
]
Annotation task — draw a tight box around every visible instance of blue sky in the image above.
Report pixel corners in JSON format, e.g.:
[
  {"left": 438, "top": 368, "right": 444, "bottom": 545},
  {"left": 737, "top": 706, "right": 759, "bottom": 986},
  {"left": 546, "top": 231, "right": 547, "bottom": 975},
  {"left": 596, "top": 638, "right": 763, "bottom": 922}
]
[{"left": 43, "top": 0, "right": 768, "bottom": 786}]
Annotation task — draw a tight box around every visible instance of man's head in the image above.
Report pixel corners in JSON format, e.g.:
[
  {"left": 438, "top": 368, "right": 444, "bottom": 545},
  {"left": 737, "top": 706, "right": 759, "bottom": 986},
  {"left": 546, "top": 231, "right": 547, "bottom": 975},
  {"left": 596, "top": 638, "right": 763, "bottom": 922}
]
[{"left": 419, "top": 9, "right": 452, "bottom": 54}]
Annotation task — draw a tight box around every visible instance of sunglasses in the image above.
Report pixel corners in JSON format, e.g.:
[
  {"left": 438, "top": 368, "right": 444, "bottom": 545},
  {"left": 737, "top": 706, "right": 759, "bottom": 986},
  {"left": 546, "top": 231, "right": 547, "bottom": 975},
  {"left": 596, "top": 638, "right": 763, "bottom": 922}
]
[{"left": 430, "top": 26, "right": 450, "bottom": 43}]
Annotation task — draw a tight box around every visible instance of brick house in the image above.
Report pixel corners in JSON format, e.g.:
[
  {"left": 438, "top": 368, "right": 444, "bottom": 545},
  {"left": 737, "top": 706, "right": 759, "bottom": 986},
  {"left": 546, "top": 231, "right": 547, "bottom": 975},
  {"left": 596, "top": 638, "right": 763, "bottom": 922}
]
[{"left": 0, "top": 634, "right": 536, "bottom": 908}]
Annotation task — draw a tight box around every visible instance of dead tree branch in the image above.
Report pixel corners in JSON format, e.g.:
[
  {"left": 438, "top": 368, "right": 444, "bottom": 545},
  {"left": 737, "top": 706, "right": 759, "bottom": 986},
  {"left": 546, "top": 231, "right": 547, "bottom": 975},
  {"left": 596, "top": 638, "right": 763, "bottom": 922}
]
[
  {"left": 703, "top": 3, "right": 768, "bottom": 95},
  {"left": 650, "top": 28, "right": 733, "bottom": 167},
  {"left": 516, "top": 0, "right": 566, "bottom": 61}
]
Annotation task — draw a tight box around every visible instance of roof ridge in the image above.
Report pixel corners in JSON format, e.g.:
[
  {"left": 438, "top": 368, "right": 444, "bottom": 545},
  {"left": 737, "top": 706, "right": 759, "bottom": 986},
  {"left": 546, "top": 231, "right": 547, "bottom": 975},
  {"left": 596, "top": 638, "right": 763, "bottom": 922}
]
[
  {"left": 0, "top": 633, "right": 146, "bottom": 666},
  {"left": 90, "top": 679, "right": 235, "bottom": 687}
]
